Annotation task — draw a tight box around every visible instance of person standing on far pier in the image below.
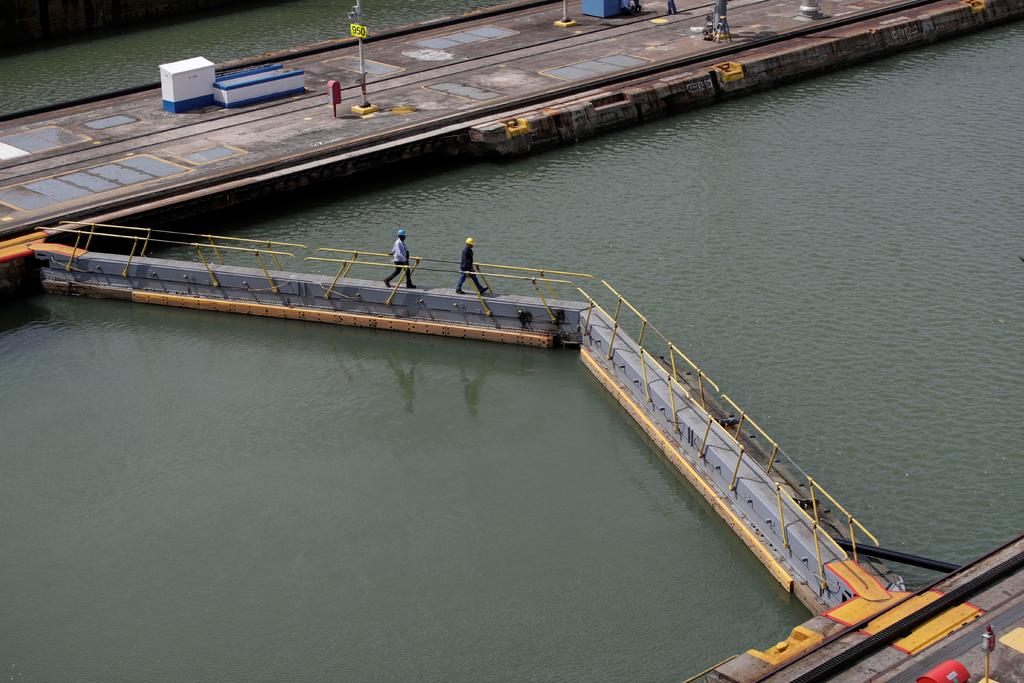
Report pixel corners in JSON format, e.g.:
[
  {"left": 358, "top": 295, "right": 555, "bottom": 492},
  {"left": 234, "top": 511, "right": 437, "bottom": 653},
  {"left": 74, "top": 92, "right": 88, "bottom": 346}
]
[
  {"left": 384, "top": 228, "right": 416, "bottom": 289},
  {"left": 455, "top": 238, "right": 489, "bottom": 295},
  {"left": 667, "top": 0, "right": 678, "bottom": 14}
]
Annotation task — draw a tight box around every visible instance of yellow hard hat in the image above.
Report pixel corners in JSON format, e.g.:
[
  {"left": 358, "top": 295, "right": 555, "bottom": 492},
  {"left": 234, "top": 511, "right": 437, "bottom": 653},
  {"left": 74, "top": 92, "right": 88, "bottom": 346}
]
[{"left": 465, "top": 237, "right": 474, "bottom": 246}]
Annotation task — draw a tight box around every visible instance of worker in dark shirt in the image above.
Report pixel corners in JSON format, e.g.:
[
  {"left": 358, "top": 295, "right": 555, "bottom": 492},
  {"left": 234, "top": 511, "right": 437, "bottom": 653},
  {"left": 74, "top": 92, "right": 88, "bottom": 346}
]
[{"left": 455, "top": 237, "right": 489, "bottom": 295}]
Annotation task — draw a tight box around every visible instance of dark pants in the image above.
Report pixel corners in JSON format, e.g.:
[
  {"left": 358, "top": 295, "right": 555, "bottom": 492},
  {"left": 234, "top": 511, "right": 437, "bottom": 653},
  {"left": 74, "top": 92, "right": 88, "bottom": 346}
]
[
  {"left": 456, "top": 272, "right": 486, "bottom": 293},
  {"left": 386, "top": 261, "right": 413, "bottom": 286}
]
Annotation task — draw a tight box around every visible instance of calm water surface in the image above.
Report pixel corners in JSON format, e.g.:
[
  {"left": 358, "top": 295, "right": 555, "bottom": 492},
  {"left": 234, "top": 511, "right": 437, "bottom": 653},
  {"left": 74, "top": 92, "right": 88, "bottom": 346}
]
[{"left": 1, "top": 5, "right": 1022, "bottom": 682}]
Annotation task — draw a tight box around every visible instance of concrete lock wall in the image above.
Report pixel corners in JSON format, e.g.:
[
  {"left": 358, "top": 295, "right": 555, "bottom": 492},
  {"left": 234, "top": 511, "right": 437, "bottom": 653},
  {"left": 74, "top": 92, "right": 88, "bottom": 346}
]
[
  {"left": 0, "top": 0, "right": 270, "bottom": 45},
  {"left": 467, "top": 0, "right": 1024, "bottom": 156}
]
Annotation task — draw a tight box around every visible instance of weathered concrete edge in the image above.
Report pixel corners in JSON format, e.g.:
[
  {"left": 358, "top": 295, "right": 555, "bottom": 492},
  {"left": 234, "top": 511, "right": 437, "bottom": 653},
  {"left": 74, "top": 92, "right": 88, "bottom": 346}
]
[
  {"left": 467, "top": 0, "right": 1024, "bottom": 155},
  {"left": 58, "top": 0, "right": 1023, "bottom": 236}
]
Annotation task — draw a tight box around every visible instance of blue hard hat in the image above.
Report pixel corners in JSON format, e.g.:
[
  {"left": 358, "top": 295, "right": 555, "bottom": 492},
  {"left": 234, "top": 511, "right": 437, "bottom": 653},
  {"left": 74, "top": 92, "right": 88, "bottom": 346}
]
[{"left": 397, "top": 229, "right": 406, "bottom": 237}]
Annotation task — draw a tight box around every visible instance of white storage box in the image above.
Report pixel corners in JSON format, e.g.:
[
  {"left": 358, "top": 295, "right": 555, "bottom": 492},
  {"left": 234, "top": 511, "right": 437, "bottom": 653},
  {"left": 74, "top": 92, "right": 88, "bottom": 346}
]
[
  {"left": 159, "top": 57, "right": 215, "bottom": 113},
  {"left": 212, "top": 65, "right": 305, "bottom": 109}
]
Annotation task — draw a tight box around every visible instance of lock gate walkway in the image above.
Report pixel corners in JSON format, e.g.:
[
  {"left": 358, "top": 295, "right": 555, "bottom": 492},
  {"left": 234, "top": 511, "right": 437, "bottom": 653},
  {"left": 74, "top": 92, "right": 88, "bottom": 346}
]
[{"left": 25, "top": 224, "right": 903, "bottom": 618}]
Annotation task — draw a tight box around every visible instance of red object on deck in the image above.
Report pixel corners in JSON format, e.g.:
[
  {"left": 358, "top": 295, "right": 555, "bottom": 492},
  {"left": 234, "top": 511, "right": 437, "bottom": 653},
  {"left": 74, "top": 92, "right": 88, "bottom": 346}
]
[
  {"left": 327, "top": 80, "right": 342, "bottom": 117},
  {"left": 916, "top": 660, "right": 970, "bottom": 683}
]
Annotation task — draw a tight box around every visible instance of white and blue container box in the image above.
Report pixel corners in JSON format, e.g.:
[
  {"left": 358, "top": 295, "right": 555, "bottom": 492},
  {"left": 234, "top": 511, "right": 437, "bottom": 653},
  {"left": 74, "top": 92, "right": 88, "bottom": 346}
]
[
  {"left": 159, "top": 57, "right": 215, "bottom": 113},
  {"left": 212, "top": 65, "right": 306, "bottom": 109}
]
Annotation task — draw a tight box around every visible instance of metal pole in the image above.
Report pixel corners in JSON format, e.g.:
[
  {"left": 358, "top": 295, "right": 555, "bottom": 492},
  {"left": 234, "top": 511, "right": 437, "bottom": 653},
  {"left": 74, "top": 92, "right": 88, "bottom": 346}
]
[
  {"left": 356, "top": 0, "right": 369, "bottom": 108},
  {"left": 555, "top": 0, "right": 576, "bottom": 26}
]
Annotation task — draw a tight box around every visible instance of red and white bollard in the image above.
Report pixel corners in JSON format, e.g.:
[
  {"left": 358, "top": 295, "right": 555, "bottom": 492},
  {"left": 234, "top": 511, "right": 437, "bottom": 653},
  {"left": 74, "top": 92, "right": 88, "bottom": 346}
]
[{"left": 326, "top": 80, "right": 342, "bottom": 118}]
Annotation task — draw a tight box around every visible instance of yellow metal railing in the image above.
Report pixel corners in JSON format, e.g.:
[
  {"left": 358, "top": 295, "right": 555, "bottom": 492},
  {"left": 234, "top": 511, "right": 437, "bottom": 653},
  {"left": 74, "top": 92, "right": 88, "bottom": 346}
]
[
  {"left": 49, "top": 226, "right": 296, "bottom": 293},
  {"left": 306, "top": 255, "right": 424, "bottom": 307},
  {"left": 59, "top": 221, "right": 306, "bottom": 256},
  {"left": 304, "top": 252, "right": 581, "bottom": 318},
  {"left": 575, "top": 278, "right": 877, "bottom": 567}
]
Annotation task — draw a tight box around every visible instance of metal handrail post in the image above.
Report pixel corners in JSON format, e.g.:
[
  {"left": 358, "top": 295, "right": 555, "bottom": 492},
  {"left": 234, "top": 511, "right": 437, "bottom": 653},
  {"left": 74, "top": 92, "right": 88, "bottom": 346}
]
[
  {"left": 640, "top": 349, "right": 652, "bottom": 403},
  {"left": 808, "top": 477, "right": 880, "bottom": 546},
  {"left": 810, "top": 482, "right": 820, "bottom": 525},
  {"left": 530, "top": 278, "right": 558, "bottom": 323},
  {"left": 384, "top": 267, "right": 407, "bottom": 305},
  {"left": 255, "top": 251, "right": 278, "bottom": 294},
  {"left": 325, "top": 264, "right": 346, "bottom": 299},
  {"left": 776, "top": 485, "right": 790, "bottom": 549},
  {"left": 606, "top": 297, "right": 622, "bottom": 360},
  {"left": 341, "top": 252, "right": 359, "bottom": 278},
  {"left": 729, "top": 447, "right": 744, "bottom": 491},
  {"left": 812, "top": 522, "right": 826, "bottom": 588},
  {"left": 469, "top": 273, "right": 493, "bottom": 316},
  {"left": 848, "top": 516, "right": 858, "bottom": 563},
  {"left": 65, "top": 231, "right": 82, "bottom": 272},
  {"left": 699, "top": 415, "right": 713, "bottom": 459},
  {"left": 120, "top": 237, "right": 139, "bottom": 278},
  {"left": 207, "top": 235, "right": 225, "bottom": 265},
  {"left": 766, "top": 443, "right": 780, "bottom": 473},
  {"left": 538, "top": 269, "right": 558, "bottom": 298},
  {"left": 194, "top": 245, "right": 219, "bottom": 287},
  {"left": 668, "top": 376, "right": 680, "bottom": 433},
  {"left": 475, "top": 266, "right": 494, "bottom": 293}
]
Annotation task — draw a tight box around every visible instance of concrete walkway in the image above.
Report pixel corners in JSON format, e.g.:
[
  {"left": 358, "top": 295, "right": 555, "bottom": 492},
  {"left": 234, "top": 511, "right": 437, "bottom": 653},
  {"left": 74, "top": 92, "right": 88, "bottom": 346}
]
[{"left": 0, "top": 0, "right": 1003, "bottom": 234}]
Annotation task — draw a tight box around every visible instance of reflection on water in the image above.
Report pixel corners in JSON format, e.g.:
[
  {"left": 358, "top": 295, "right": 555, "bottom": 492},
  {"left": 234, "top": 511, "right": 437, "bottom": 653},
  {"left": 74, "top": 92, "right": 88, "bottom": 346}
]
[{"left": 0, "top": 296, "right": 806, "bottom": 682}]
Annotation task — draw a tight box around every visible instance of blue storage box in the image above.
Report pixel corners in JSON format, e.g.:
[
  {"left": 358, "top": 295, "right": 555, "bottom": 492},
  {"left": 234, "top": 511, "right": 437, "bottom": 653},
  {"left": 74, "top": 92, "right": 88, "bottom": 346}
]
[
  {"left": 581, "top": 0, "right": 623, "bottom": 17},
  {"left": 212, "top": 64, "right": 306, "bottom": 109}
]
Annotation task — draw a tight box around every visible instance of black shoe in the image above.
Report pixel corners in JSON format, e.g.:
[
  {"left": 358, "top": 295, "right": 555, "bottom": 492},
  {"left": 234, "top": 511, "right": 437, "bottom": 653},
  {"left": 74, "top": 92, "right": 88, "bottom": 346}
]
[
  {"left": 455, "top": 289, "right": 465, "bottom": 294},
  {"left": 481, "top": 287, "right": 491, "bottom": 295},
  {"left": 383, "top": 279, "right": 391, "bottom": 287},
  {"left": 406, "top": 284, "right": 417, "bottom": 289}
]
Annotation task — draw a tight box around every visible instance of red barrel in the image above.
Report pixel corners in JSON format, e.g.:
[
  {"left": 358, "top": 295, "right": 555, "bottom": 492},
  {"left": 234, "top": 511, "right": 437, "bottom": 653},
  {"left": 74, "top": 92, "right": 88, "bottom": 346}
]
[{"left": 916, "top": 660, "right": 970, "bottom": 683}]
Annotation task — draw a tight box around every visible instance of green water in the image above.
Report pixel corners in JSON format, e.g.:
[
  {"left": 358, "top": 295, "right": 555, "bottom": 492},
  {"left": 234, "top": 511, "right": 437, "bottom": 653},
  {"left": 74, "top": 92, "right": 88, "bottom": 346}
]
[{"left": 2, "top": 5, "right": 1023, "bottom": 682}]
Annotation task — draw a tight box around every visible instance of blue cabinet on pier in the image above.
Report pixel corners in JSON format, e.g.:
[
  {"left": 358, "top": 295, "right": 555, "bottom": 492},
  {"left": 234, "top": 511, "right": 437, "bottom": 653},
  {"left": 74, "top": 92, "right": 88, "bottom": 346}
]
[{"left": 581, "top": 0, "right": 623, "bottom": 17}]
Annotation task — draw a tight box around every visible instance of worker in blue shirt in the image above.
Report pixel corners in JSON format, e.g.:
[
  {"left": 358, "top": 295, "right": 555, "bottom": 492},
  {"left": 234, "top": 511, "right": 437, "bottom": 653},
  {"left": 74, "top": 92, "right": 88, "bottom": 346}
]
[
  {"left": 384, "top": 228, "right": 416, "bottom": 288},
  {"left": 455, "top": 237, "right": 489, "bottom": 295}
]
